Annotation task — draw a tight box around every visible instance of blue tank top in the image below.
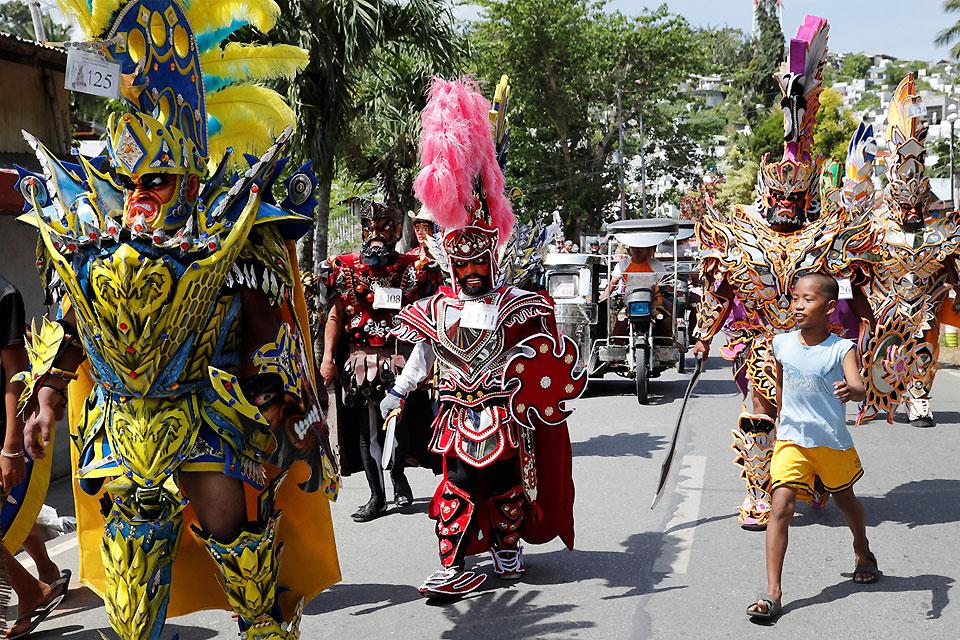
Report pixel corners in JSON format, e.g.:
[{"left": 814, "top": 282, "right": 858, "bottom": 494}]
[{"left": 772, "top": 331, "right": 856, "bottom": 450}]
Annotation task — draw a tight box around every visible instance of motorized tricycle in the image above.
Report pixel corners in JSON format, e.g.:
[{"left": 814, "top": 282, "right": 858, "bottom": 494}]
[{"left": 589, "top": 218, "right": 690, "bottom": 403}]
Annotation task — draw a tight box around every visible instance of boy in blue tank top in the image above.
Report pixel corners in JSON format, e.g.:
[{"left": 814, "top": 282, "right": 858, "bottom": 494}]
[{"left": 746, "top": 273, "right": 878, "bottom": 620}]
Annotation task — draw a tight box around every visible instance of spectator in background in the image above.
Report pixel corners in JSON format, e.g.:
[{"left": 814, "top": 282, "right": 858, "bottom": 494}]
[{"left": 0, "top": 274, "right": 69, "bottom": 638}]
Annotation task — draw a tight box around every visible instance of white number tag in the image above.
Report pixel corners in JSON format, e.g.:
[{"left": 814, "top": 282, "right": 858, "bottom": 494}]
[
  {"left": 908, "top": 103, "right": 927, "bottom": 117},
  {"left": 553, "top": 282, "right": 576, "bottom": 298},
  {"left": 837, "top": 277, "right": 853, "bottom": 300},
  {"left": 65, "top": 50, "right": 120, "bottom": 99},
  {"left": 460, "top": 302, "right": 498, "bottom": 330},
  {"left": 373, "top": 286, "right": 402, "bottom": 310}
]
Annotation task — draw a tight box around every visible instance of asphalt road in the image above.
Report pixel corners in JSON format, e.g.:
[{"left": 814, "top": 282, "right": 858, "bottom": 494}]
[{"left": 15, "top": 354, "right": 960, "bottom": 639}]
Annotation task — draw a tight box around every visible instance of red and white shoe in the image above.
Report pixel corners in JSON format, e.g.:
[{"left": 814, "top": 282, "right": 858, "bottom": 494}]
[
  {"left": 418, "top": 568, "right": 487, "bottom": 598},
  {"left": 490, "top": 547, "right": 524, "bottom": 580}
]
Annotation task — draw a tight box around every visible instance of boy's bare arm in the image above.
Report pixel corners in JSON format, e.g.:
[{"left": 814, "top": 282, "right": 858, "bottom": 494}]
[
  {"left": 835, "top": 348, "right": 866, "bottom": 403},
  {"left": 775, "top": 360, "right": 783, "bottom": 422}
]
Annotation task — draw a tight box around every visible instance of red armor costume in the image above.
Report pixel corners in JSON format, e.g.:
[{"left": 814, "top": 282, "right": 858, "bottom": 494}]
[
  {"left": 321, "top": 196, "right": 422, "bottom": 522},
  {"left": 381, "top": 77, "right": 580, "bottom": 597}
]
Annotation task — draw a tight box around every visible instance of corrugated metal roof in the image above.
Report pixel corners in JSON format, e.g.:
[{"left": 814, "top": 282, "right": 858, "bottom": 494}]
[{"left": 0, "top": 30, "right": 66, "bottom": 71}]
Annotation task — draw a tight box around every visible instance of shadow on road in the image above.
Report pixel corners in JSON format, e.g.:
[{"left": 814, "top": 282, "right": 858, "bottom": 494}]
[
  {"left": 793, "top": 479, "right": 960, "bottom": 529},
  {"left": 783, "top": 572, "right": 954, "bottom": 619},
  {"left": 303, "top": 582, "right": 422, "bottom": 617},
  {"left": 433, "top": 532, "right": 683, "bottom": 638},
  {"left": 30, "top": 623, "right": 219, "bottom": 639},
  {"left": 572, "top": 432, "right": 667, "bottom": 458}
]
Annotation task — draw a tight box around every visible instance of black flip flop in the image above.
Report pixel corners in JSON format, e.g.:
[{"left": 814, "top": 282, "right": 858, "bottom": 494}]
[
  {"left": 5, "top": 579, "right": 68, "bottom": 639},
  {"left": 853, "top": 551, "right": 880, "bottom": 584},
  {"left": 746, "top": 593, "right": 782, "bottom": 620}
]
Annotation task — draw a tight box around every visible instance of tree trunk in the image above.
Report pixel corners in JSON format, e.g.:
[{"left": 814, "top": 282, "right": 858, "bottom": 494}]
[{"left": 313, "top": 166, "right": 333, "bottom": 268}]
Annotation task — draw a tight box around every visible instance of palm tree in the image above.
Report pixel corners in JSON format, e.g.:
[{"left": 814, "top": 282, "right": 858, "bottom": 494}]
[
  {"left": 270, "top": 0, "right": 465, "bottom": 270},
  {"left": 936, "top": 0, "right": 960, "bottom": 58}
]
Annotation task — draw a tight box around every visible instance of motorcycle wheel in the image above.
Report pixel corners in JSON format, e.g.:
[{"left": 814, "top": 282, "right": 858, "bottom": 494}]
[{"left": 635, "top": 351, "right": 649, "bottom": 405}]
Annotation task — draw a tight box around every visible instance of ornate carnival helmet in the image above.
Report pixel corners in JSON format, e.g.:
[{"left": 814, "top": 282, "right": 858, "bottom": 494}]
[
  {"left": 841, "top": 122, "right": 879, "bottom": 214},
  {"left": 884, "top": 74, "right": 931, "bottom": 230},
  {"left": 756, "top": 15, "right": 829, "bottom": 229},
  {"left": 54, "top": 0, "right": 307, "bottom": 231},
  {"left": 414, "top": 76, "right": 515, "bottom": 295},
  {"left": 345, "top": 192, "right": 403, "bottom": 265}
]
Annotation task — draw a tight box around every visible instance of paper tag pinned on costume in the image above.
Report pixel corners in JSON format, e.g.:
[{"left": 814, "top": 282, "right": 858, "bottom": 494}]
[
  {"left": 837, "top": 277, "right": 853, "bottom": 300},
  {"left": 372, "top": 286, "right": 402, "bottom": 310},
  {"left": 460, "top": 302, "right": 498, "bottom": 330},
  {"left": 553, "top": 282, "right": 576, "bottom": 298},
  {"left": 908, "top": 103, "right": 927, "bottom": 117},
  {"left": 65, "top": 50, "right": 120, "bottom": 99}
]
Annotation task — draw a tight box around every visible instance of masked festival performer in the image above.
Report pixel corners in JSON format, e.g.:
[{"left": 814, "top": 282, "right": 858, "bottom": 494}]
[
  {"left": 320, "top": 195, "right": 423, "bottom": 522},
  {"left": 407, "top": 206, "right": 444, "bottom": 296},
  {"left": 12, "top": 0, "right": 340, "bottom": 637},
  {"left": 379, "top": 77, "right": 581, "bottom": 597},
  {"left": 829, "top": 76, "right": 960, "bottom": 428},
  {"left": 692, "top": 16, "right": 872, "bottom": 531}
]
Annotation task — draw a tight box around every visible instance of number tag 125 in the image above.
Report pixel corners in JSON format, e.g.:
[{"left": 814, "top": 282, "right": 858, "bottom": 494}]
[{"left": 65, "top": 50, "right": 120, "bottom": 99}]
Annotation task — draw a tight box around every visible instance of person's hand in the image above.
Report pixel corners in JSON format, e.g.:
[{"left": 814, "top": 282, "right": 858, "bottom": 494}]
[
  {"left": 0, "top": 455, "right": 25, "bottom": 493},
  {"left": 834, "top": 380, "right": 851, "bottom": 402},
  {"left": 24, "top": 404, "right": 57, "bottom": 460},
  {"left": 320, "top": 359, "right": 337, "bottom": 386},
  {"left": 692, "top": 339, "right": 710, "bottom": 360},
  {"left": 379, "top": 391, "right": 402, "bottom": 419}
]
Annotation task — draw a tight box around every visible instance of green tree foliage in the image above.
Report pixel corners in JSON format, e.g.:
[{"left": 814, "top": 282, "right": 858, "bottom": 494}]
[
  {"left": 268, "top": 0, "right": 464, "bottom": 269},
  {"left": 744, "top": 109, "right": 783, "bottom": 162},
  {"left": 837, "top": 54, "right": 871, "bottom": 82},
  {"left": 811, "top": 88, "right": 857, "bottom": 164},
  {"left": 0, "top": 1, "right": 71, "bottom": 40},
  {"left": 936, "top": 0, "right": 960, "bottom": 59},
  {"left": 927, "top": 137, "right": 952, "bottom": 179},
  {"left": 737, "top": 0, "right": 784, "bottom": 122},
  {"left": 468, "top": 0, "right": 704, "bottom": 237}
]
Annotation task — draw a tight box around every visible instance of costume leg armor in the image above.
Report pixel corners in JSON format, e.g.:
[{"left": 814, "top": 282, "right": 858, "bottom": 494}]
[
  {"left": 488, "top": 486, "right": 525, "bottom": 578},
  {"left": 193, "top": 476, "right": 301, "bottom": 640},
  {"left": 731, "top": 414, "right": 775, "bottom": 531},
  {"left": 100, "top": 491, "right": 184, "bottom": 640},
  {"left": 419, "top": 478, "right": 486, "bottom": 597}
]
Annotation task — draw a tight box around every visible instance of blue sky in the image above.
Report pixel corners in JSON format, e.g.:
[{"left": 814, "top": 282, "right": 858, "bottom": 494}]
[{"left": 457, "top": 1, "right": 956, "bottom": 62}]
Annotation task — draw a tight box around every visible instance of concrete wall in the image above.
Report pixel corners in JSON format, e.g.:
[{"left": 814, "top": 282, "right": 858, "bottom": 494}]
[{"left": 0, "top": 214, "right": 72, "bottom": 480}]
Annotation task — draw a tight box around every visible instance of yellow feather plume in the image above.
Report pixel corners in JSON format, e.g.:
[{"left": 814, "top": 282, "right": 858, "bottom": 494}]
[
  {"left": 206, "top": 84, "right": 295, "bottom": 132},
  {"left": 90, "top": 0, "right": 123, "bottom": 35},
  {"left": 185, "top": 0, "right": 280, "bottom": 35},
  {"left": 206, "top": 84, "right": 295, "bottom": 165},
  {"left": 206, "top": 118, "right": 277, "bottom": 169},
  {"left": 57, "top": 0, "right": 96, "bottom": 35},
  {"left": 200, "top": 44, "right": 308, "bottom": 83}
]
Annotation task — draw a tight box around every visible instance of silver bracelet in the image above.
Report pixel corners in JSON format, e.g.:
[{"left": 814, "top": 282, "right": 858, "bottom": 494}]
[{"left": 0, "top": 450, "right": 25, "bottom": 459}]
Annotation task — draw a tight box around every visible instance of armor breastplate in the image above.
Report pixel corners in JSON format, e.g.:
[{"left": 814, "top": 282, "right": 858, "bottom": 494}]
[
  {"left": 702, "top": 205, "right": 840, "bottom": 332},
  {"left": 37, "top": 192, "right": 258, "bottom": 398}
]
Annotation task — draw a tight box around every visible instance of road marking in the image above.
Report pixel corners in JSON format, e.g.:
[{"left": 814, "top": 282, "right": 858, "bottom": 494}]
[
  {"left": 653, "top": 455, "right": 706, "bottom": 576},
  {"left": 15, "top": 534, "right": 79, "bottom": 576}
]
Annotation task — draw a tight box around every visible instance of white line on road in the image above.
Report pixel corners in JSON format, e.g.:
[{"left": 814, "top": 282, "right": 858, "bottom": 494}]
[{"left": 652, "top": 455, "right": 706, "bottom": 576}]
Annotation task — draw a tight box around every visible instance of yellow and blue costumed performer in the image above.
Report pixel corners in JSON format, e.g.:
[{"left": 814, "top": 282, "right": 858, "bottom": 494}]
[{"left": 11, "top": 0, "right": 340, "bottom": 637}]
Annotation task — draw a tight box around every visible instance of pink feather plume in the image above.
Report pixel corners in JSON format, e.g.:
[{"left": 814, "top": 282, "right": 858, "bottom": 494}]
[{"left": 414, "top": 78, "right": 515, "bottom": 244}]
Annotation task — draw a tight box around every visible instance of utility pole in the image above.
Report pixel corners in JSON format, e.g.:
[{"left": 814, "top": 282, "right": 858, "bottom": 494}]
[
  {"left": 616, "top": 89, "right": 627, "bottom": 220},
  {"left": 639, "top": 112, "right": 647, "bottom": 217},
  {"left": 29, "top": 1, "right": 48, "bottom": 41}
]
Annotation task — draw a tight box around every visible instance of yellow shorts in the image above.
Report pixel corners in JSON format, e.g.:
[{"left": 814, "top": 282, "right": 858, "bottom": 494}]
[{"left": 770, "top": 440, "right": 863, "bottom": 501}]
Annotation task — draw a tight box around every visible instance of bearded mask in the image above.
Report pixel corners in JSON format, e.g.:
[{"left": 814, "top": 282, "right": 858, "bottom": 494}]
[
  {"left": 358, "top": 200, "right": 401, "bottom": 266},
  {"left": 885, "top": 148, "right": 930, "bottom": 231},
  {"left": 756, "top": 155, "right": 820, "bottom": 230},
  {"left": 442, "top": 222, "right": 499, "bottom": 296}
]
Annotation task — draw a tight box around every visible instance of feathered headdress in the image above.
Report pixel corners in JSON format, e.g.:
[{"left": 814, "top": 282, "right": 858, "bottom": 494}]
[
  {"left": 843, "top": 122, "right": 878, "bottom": 212},
  {"left": 57, "top": 0, "right": 306, "bottom": 169},
  {"left": 756, "top": 15, "right": 829, "bottom": 223},
  {"left": 413, "top": 78, "right": 515, "bottom": 243}
]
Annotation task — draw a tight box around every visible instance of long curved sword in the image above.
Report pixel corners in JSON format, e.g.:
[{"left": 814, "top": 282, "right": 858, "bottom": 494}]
[{"left": 651, "top": 355, "right": 705, "bottom": 509}]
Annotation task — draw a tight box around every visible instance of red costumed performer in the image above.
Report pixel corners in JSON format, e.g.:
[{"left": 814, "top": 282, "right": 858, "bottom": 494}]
[{"left": 379, "top": 77, "right": 582, "bottom": 597}]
